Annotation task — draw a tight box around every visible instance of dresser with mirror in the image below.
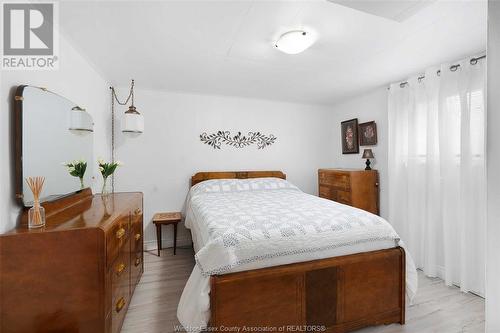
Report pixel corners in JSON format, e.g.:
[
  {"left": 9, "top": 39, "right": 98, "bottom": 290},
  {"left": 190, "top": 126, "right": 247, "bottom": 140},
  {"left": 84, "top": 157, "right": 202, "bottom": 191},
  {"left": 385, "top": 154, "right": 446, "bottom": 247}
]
[{"left": 0, "top": 86, "right": 143, "bottom": 333}]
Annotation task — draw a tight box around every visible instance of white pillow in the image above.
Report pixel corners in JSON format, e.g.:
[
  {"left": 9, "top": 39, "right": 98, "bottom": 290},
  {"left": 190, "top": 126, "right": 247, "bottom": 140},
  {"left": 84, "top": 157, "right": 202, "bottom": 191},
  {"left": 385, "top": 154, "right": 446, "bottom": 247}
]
[{"left": 190, "top": 177, "right": 299, "bottom": 195}]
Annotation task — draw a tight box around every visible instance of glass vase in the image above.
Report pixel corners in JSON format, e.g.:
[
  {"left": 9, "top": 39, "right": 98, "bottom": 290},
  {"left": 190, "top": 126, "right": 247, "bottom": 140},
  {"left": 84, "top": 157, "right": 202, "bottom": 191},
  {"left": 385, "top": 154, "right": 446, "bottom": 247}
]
[
  {"left": 101, "top": 177, "right": 110, "bottom": 196},
  {"left": 28, "top": 204, "right": 45, "bottom": 228}
]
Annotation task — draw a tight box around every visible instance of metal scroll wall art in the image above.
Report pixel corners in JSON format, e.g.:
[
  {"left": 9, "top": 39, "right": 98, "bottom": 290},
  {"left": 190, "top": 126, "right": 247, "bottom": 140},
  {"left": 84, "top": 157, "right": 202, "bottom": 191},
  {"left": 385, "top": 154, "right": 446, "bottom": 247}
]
[{"left": 200, "top": 131, "right": 277, "bottom": 149}]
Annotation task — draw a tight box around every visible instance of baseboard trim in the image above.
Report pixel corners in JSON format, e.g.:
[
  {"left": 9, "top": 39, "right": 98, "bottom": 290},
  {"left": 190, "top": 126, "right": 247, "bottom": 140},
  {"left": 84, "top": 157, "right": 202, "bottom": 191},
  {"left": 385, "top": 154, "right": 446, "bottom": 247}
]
[
  {"left": 143, "top": 237, "right": 192, "bottom": 252},
  {"left": 420, "top": 265, "right": 485, "bottom": 298},
  {"left": 436, "top": 265, "right": 445, "bottom": 280}
]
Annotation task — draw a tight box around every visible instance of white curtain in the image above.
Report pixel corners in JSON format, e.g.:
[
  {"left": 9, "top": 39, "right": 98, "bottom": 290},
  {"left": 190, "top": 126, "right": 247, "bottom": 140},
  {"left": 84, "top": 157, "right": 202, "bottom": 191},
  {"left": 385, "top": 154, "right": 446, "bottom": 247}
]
[{"left": 388, "top": 56, "right": 486, "bottom": 295}]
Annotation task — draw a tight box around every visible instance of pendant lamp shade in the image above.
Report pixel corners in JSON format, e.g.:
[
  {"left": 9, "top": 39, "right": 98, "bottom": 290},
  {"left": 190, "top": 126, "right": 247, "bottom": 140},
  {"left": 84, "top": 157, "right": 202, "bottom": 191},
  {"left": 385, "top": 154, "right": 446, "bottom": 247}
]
[
  {"left": 121, "top": 105, "right": 144, "bottom": 133},
  {"left": 69, "top": 106, "right": 94, "bottom": 132}
]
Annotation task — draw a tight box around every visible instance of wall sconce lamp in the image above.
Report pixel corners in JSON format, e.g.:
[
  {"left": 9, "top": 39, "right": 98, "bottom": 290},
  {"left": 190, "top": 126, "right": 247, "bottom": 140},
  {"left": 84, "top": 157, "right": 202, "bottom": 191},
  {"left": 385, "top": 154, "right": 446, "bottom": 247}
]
[
  {"left": 122, "top": 104, "right": 144, "bottom": 134},
  {"left": 110, "top": 79, "right": 144, "bottom": 134},
  {"left": 362, "top": 149, "right": 374, "bottom": 170},
  {"left": 69, "top": 106, "right": 94, "bottom": 133},
  {"left": 109, "top": 79, "right": 144, "bottom": 192}
]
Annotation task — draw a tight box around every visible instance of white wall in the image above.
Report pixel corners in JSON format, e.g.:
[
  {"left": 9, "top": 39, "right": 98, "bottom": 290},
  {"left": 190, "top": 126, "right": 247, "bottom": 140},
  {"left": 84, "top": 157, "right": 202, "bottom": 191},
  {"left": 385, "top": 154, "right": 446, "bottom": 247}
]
[
  {"left": 0, "top": 34, "right": 110, "bottom": 233},
  {"left": 486, "top": 1, "right": 500, "bottom": 331},
  {"left": 327, "top": 88, "right": 389, "bottom": 218},
  {"left": 113, "top": 88, "right": 334, "bottom": 249}
]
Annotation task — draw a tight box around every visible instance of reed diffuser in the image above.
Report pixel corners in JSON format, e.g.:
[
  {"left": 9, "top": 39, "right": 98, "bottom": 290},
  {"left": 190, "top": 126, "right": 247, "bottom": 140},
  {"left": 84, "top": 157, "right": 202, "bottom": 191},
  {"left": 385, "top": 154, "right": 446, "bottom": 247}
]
[{"left": 26, "top": 176, "right": 46, "bottom": 228}]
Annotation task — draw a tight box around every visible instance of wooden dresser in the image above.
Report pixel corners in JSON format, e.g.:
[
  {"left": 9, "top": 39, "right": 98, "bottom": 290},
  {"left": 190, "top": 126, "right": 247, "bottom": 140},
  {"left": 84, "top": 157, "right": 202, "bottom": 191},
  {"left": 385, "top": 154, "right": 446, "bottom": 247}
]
[
  {"left": 0, "top": 190, "right": 144, "bottom": 333},
  {"left": 318, "top": 168, "right": 379, "bottom": 215}
]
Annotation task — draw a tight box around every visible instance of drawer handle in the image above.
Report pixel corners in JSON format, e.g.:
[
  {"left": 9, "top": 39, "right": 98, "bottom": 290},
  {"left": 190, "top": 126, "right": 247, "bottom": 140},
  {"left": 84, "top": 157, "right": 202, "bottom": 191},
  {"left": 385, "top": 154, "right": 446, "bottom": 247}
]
[
  {"left": 116, "top": 227, "right": 125, "bottom": 239},
  {"left": 135, "top": 257, "right": 141, "bottom": 267},
  {"left": 116, "top": 263, "right": 126, "bottom": 276},
  {"left": 135, "top": 233, "right": 141, "bottom": 241},
  {"left": 134, "top": 208, "right": 142, "bottom": 215},
  {"left": 116, "top": 297, "right": 126, "bottom": 313}
]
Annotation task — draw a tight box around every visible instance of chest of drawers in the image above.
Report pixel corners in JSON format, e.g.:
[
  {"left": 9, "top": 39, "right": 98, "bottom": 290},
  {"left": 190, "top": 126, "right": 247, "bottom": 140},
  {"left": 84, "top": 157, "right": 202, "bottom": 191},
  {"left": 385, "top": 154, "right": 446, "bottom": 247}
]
[
  {"left": 0, "top": 190, "right": 143, "bottom": 333},
  {"left": 318, "top": 169, "right": 379, "bottom": 215}
]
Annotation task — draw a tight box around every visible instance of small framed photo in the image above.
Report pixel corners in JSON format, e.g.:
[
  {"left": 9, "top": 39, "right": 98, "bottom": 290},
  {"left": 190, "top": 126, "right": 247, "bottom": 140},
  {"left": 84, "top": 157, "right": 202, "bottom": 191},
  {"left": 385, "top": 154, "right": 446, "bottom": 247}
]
[
  {"left": 341, "top": 118, "right": 359, "bottom": 154},
  {"left": 358, "top": 121, "right": 378, "bottom": 146}
]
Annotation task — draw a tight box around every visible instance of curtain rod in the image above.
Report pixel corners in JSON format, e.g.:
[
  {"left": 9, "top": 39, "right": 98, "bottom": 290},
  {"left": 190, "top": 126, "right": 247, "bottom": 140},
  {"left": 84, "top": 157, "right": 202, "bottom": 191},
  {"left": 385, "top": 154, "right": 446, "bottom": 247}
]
[{"left": 394, "top": 55, "right": 486, "bottom": 89}]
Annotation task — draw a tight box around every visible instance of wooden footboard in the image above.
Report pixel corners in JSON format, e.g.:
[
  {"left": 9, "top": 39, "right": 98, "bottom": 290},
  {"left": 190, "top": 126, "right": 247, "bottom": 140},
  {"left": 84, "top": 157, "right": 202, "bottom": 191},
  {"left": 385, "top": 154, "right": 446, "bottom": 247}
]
[{"left": 210, "top": 247, "right": 405, "bottom": 333}]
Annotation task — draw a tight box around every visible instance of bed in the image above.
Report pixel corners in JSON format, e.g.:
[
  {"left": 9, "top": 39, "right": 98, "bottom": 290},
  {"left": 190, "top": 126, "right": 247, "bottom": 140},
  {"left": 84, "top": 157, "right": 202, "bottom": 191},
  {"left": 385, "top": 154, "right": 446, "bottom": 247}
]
[{"left": 177, "top": 171, "right": 417, "bottom": 332}]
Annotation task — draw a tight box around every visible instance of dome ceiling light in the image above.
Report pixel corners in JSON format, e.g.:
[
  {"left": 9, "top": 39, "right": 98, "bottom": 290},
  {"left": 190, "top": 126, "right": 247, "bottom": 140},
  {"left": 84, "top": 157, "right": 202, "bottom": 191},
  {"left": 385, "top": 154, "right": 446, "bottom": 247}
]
[{"left": 274, "top": 30, "right": 316, "bottom": 55}]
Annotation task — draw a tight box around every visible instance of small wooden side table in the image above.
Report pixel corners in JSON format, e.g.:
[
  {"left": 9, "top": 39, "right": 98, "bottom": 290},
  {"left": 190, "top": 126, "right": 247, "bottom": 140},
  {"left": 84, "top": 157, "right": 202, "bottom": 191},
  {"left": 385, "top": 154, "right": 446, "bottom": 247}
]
[{"left": 152, "top": 212, "right": 182, "bottom": 256}]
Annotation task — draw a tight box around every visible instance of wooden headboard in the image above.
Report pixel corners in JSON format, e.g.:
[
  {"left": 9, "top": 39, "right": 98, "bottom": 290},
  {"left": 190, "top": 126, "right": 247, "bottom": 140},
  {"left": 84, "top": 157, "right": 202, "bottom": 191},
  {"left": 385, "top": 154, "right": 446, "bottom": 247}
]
[{"left": 191, "top": 171, "right": 286, "bottom": 186}]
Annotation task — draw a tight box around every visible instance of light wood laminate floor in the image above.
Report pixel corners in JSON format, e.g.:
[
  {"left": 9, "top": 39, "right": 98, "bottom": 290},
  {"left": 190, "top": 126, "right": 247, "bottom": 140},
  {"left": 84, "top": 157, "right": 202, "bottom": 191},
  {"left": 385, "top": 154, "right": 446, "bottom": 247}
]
[{"left": 122, "top": 247, "right": 484, "bottom": 333}]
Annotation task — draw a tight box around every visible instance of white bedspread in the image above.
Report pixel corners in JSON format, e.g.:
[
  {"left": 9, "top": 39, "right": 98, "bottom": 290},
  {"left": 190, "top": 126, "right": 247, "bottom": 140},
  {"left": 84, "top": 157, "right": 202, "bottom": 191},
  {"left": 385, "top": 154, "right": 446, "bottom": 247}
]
[{"left": 177, "top": 178, "right": 418, "bottom": 331}]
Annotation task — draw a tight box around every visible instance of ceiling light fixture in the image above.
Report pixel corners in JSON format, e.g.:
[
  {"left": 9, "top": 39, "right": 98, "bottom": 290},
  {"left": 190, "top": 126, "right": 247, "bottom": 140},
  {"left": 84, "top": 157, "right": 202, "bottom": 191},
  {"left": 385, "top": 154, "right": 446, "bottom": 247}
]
[{"left": 274, "top": 30, "right": 316, "bottom": 55}]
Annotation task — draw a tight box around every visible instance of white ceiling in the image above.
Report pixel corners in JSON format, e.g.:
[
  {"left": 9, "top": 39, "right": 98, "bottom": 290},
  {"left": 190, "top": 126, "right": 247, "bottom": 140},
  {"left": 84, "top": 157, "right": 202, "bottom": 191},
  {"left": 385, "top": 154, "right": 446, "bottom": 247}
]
[
  {"left": 60, "top": 0, "right": 487, "bottom": 105},
  {"left": 329, "top": 0, "right": 434, "bottom": 22}
]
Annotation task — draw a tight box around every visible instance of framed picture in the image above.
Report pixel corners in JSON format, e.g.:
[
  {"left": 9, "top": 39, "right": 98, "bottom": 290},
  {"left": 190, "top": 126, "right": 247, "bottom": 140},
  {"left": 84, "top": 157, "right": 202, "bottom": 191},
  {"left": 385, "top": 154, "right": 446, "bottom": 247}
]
[
  {"left": 359, "top": 121, "right": 378, "bottom": 146},
  {"left": 341, "top": 118, "right": 359, "bottom": 154}
]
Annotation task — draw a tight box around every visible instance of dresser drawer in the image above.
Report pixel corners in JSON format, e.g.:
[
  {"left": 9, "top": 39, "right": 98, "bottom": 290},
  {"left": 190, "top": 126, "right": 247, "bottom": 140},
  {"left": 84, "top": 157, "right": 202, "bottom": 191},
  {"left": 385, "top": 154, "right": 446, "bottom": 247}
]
[
  {"left": 318, "top": 171, "right": 330, "bottom": 185},
  {"left": 131, "top": 206, "right": 142, "bottom": 225},
  {"left": 319, "top": 185, "right": 332, "bottom": 199},
  {"left": 111, "top": 247, "right": 130, "bottom": 299},
  {"left": 111, "top": 240, "right": 131, "bottom": 333},
  {"left": 131, "top": 221, "right": 143, "bottom": 253},
  {"left": 111, "top": 287, "right": 129, "bottom": 333},
  {"left": 130, "top": 209, "right": 143, "bottom": 292},
  {"left": 319, "top": 171, "right": 351, "bottom": 190},
  {"left": 107, "top": 215, "right": 130, "bottom": 267},
  {"left": 130, "top": 250, "right": 143, "bottom": 288},
  {"left": 336, "top": 190, "right": 352, "bottom": 205},
  {"left": 131, "top": 205, "right": 143, "bottom": 245},
  {"left": 332, "top": 173, "right": 351, "bottom": 190}
]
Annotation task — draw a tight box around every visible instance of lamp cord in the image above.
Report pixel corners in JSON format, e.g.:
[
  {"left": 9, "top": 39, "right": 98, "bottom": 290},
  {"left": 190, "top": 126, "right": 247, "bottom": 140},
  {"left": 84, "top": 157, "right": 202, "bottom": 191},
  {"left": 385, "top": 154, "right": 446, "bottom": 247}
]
[
  {"left": 109, "top": 79, "right": 135, "bottom": 193},
  {"left": 110, "top": 79, "right": 134, "bottom": 105}
]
